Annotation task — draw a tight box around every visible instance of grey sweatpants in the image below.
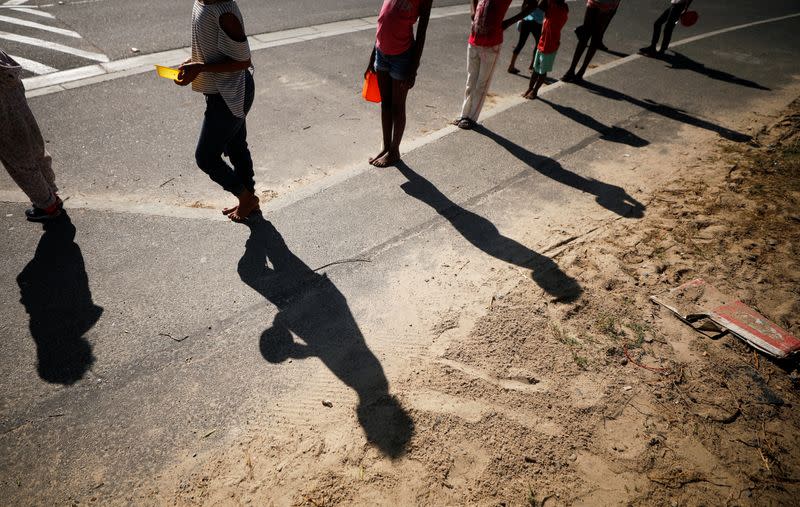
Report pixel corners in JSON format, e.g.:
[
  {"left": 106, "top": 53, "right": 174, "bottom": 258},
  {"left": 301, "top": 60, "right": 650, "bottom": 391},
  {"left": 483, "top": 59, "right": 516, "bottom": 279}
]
[{"left": 0, "top": 71, "right": 57, "bottom": 209}]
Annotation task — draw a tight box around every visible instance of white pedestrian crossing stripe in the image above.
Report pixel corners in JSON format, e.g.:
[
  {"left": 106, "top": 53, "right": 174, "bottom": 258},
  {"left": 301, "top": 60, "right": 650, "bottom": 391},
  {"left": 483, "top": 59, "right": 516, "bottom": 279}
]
[
  {"left": 0, "top": 0, "right": 108, "bottom": 75},
  {"left": 0, "top": 14, "right": 81, "bottom": 37},
  {"left": 8, "top": 53, "right": 56, "bottom": 74}
]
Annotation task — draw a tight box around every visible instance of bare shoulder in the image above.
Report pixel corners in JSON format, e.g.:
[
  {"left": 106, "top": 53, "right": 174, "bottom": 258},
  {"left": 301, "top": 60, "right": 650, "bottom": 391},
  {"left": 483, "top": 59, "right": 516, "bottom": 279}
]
[{"left": 219, "top": 12, "right": 246, "bottom": 42}]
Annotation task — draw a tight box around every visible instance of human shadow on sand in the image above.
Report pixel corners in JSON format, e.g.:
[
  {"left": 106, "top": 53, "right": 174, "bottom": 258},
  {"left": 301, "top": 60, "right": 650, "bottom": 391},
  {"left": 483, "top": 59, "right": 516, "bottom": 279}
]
[
  {"left": 17, "top": 213, "right": 102, "bottom": 385},
  {"left": 663, "top": 52, "right": 771, "bottom": 91},
  {"left": 473, "top": 126, "right": 646, "bottom": 219},
  {"left": 576, "top": 80, "right": 753, "bottom": 142},
  {"left": 238, "top": 214, "right": 413, "bottom": 458},
  {"left": 538, "top": 97, "right": 649, "bottom": 148},
  {"left": 395, "top": 162, "right": 582, "bottom": 303}
]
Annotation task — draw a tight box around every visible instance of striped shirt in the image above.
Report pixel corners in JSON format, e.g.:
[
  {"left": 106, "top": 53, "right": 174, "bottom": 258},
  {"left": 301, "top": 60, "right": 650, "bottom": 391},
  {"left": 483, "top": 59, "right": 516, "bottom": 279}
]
[{"left": 191, "top": 0, "right": 253, "bottom": 118}]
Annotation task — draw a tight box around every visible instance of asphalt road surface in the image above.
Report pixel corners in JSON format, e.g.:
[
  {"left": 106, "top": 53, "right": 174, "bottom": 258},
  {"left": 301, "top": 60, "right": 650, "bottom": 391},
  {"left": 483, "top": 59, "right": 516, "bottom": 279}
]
[
  {"left": 1, "top": 0, "right": 467, "bottom": 75},
  {"left": 1, "top": 0, "right": 799, "bottom": 503}
]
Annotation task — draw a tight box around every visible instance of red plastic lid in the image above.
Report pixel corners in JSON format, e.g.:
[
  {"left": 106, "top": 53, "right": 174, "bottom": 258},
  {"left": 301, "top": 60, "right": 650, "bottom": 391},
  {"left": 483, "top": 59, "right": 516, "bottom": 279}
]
[{"left": 681, "top": 10, "right": 699, "bottom": 27}]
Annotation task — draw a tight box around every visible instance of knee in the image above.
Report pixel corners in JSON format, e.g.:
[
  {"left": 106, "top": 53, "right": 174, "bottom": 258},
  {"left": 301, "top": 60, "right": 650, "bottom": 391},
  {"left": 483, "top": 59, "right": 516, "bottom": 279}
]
[
  {"left": 194, "top": 145, "right": 216, "bottom": 172},
  {"left": 391, "top": 101, "right": 405, "bottom": 117}
]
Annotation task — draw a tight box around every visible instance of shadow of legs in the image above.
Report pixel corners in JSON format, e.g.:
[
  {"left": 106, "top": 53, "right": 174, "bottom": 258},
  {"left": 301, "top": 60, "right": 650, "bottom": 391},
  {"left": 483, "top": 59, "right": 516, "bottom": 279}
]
[{"left": 17, "top": 213, "right": 101, "bottom": 385}]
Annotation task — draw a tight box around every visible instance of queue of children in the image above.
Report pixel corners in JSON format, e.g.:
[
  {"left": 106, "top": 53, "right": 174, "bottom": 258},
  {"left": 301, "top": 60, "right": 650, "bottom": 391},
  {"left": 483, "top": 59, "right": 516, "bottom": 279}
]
[{"left": 2, "top": 0, "right": 699, "bottom": 224}]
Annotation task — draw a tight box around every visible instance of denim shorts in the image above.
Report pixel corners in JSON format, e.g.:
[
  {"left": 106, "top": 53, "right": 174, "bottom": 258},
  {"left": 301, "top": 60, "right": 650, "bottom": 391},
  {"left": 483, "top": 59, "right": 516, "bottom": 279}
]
[{"left": 374, "top": 46, "right": 414, "bottom": 81}]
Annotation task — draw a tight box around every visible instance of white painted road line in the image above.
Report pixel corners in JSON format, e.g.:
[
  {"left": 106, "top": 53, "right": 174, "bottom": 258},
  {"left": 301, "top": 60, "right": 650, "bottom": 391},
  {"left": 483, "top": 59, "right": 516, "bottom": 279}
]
[
  {"left": 3, "top": 7, "right": 56, "bottom": 19},
  {"left": 9, "top": 54, "right": 56, "bottom": 74},
  {"left": 0, "top": 14, "right": 81, "bottom": 37},
  {"left": 1, "top": 0, "right": 56, "bottom": 19},
  {"left": 0, "top": 31, "right": 108, "bottom": 62}
]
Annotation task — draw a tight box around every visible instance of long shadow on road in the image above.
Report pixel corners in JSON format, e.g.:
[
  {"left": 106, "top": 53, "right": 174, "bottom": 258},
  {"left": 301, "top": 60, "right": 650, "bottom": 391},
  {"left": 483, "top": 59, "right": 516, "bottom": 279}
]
[
  {"left": 575, "top": 80, "right": 753, "bottom": 142},
  {"left": 17, "top": 213, "right": 102, "bottom": 385},
  {"left": 473, "top": 126, "right": 646, "bottom": 219},
  {"left": 396, "top": 161, "right": 582, "bottom": 303},
  {"left": 238, "top": 214, "right": 413, "bottom": 458},
  {"left": 538, "top": 97, "right": 650, "bottom": 148},
  {"left": 663, "top": 52, "right": 771, "bottom": 91}
]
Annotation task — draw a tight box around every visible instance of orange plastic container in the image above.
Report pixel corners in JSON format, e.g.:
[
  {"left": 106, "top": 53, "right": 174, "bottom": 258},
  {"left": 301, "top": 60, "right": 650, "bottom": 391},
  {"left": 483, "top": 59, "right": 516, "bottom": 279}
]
[{"left": 362, "top": 71, "right": 381, "bottom": 103}]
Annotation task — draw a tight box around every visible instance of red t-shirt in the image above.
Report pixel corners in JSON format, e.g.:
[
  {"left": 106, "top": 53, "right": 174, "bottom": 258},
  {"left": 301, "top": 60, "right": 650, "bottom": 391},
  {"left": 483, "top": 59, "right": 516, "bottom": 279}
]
[
  {"left": 376, "top": 0, "right": 422, "bottom": 56},
  {"left": 469, "top": 0, "right": 513, "bottom": 47},
  {"left": 537, "top": 2, "right": 569, "bottom": 54}
]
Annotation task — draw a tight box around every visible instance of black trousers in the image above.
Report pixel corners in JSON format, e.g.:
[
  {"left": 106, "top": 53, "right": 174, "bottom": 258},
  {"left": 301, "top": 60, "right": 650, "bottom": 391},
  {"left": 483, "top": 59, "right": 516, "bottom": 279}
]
[
  {"left": 512, "top": 19, "right": 542, "bottom": 55},
  {"left": 650, "top": 2, "right": 686, "bottom": 51}
]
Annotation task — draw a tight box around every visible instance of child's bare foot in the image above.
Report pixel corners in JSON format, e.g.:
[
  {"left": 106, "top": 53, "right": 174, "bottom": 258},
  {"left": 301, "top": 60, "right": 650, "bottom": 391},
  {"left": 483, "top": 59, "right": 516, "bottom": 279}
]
[
  {"left": 508, "top": 66, "right": 520, "bottom": 74},
  {"left": 224, "top": 203, "right": 260, "bottom": 216},
  {"left": 229, "top": 193, "right": 259, "bottom": 223},
  {"left": 523, "top": 90, "right": 537, "bottom": 100},
  {"left": 371, "top": 150, "right": 401, "bottom": 168},
  {"left": 369, "top": 149, "right": 389, "bottom": 165}
]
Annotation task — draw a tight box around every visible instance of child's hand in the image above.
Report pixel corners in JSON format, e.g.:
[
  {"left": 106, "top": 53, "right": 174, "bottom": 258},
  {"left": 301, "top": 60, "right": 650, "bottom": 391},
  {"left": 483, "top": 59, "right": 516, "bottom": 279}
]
[{"left": 176, "top": 62, "right": 204, "bottom": 86}]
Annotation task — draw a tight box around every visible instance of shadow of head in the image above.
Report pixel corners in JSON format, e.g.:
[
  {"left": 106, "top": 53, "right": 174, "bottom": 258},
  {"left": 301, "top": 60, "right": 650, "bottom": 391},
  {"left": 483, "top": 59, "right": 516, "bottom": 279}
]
[
  {"left": 358, "top": 394, "right": 414, "bottom": 459},
  {"left": 17, "top": 212, "right": 100, "bottom": 385},
  {"left": 590, "top": 179, "right": 646, "bottom": 218},
  {"left": 527, "top": 256, "right": 583, "bottom": 304}
]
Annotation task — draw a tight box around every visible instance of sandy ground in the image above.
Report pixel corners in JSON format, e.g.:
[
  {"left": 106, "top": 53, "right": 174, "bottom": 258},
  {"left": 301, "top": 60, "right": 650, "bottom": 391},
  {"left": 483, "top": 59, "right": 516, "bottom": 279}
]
[{"left": 130, "top": 95, "right": 800, "bottom": 507}]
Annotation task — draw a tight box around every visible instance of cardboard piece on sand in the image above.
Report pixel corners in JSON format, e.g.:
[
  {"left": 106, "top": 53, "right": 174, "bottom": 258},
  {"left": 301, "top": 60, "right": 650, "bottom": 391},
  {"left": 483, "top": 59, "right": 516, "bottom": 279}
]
[{"left": 651, "top": 279, "right": 800, "bottom": 359}]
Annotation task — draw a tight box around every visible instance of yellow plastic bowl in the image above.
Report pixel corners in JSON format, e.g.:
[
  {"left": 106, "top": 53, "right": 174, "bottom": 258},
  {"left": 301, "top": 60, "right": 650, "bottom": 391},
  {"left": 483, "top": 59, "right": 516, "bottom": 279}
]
[{"left": 155, "top": 65, "right": 180, "bottom": 81}]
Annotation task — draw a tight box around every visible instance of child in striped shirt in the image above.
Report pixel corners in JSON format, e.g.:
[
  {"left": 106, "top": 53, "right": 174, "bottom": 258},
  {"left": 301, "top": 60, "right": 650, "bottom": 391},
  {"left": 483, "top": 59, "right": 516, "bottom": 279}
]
[{"left": 177, "top": 0, "right": 257, "bottom": 223}]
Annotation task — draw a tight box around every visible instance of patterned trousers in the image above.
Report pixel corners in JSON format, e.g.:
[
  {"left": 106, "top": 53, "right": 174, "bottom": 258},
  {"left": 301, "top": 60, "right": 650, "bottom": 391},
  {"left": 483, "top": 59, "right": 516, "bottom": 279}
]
[
  {"left": 460, "top": 43, "right": 501, "bottom": 122},
  {"left": 0, "top": 72, "right": 57, "bottom": 209}
]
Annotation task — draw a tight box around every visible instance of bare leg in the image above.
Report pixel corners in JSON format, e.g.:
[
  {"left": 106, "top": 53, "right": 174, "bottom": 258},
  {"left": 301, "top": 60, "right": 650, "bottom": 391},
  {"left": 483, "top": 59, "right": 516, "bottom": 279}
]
[
  {"left": 373, "top": 79, "right": 409, "bottom": 168},
  {"left": 577, "top": 10, "right": 614, "bottom": 78},
  {"left": 523, "top": 70, "right": 537, "bottom": 97},
  {"left": 576, "top": 45, "right": 598, "bottom": 78},
  {"left": 508, "top": 52, "right": 520, "bottom": 73},
  {"left": 563, "top": 8, "right": 594, "bottom": 79},
  {"left": 370, "top": 70, "right": 394, "bottom": 165},
  {"left": 524, "top": 74, "right": 547, "bottom": 99}
]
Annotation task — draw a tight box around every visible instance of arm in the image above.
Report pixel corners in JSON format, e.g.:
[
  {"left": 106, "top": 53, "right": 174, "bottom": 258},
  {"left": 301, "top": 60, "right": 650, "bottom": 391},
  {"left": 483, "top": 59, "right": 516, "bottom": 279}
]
[
  {"left": 404, "top": 0, "right": 433, "bottom": 89},
  {"left": 365, "top": 46, "right": 376, "bottom": 79},
  {"left": 176, "top": 13, "right": 251, "bottom": 85},
  {"left": 501, "top": 0, "right": 539, "bottom": 31}
]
